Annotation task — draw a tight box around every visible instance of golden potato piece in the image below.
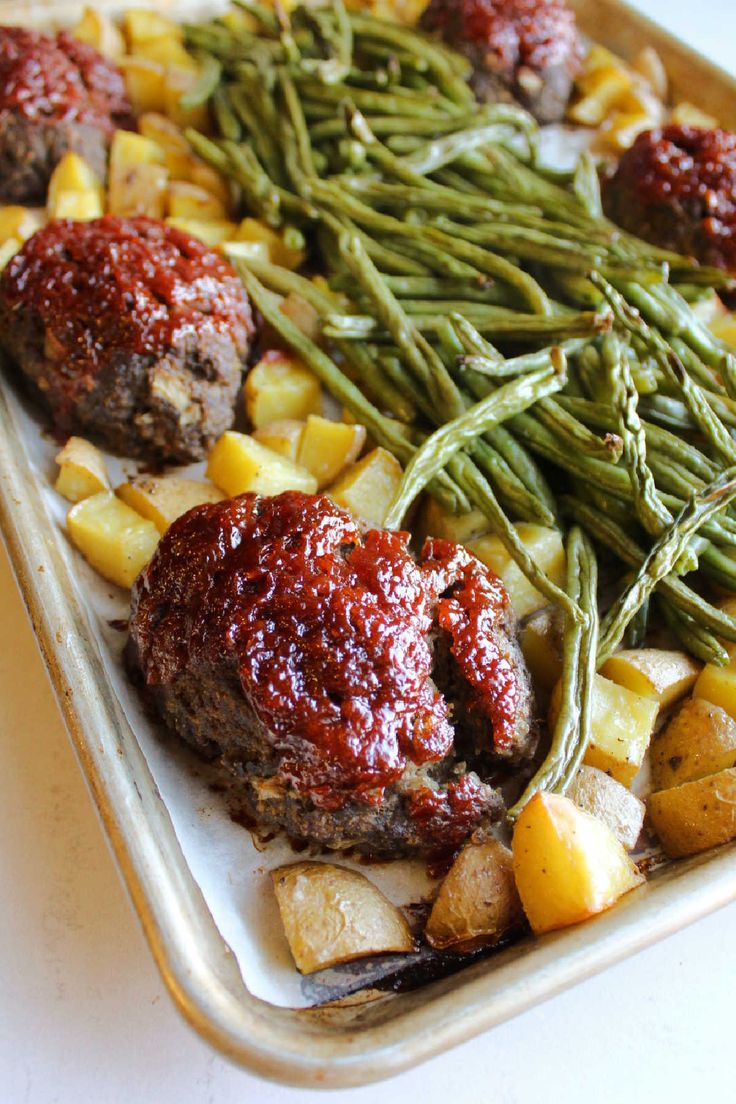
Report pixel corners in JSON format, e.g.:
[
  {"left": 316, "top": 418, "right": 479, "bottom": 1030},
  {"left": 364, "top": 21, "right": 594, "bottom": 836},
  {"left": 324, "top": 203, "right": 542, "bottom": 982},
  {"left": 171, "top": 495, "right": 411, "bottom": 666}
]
[
  {"left": 0, "top": 238, "right": 21, "bottom": 271},
  {"left": 650, "top": 698, "right": 736, "bottom": 790},
  {"left": 244, "top": 352, "right": 322, "bottom": 429},
  {"left": 298, "top": 415, "right": 366, "bottom": 489},
  {"left": 0, "top": 205, "right": 45, "bottom": 245},
  {"left": 252, "top": 420, "right": 306, "bottom": 464},
  {"left": 327, "top": 447, "right": 403, "bottom": 528},
  {"left": 279, "top": 293, "right": 321, "bottom": 343},
  {"left": 693, "top": 659, "right": 736, "bottom": 722},
  {"left": 648, "top": 769, "right": 736, "bottom": 857},
  {"left": 599, "top": 649, "right": 701, "bottom": 710},
  {"left": 512, "top": 792, "right": 644, "bottom": 935},
  {"left": 50, "top": 153, "right": 104, "bottom": 220},
  {"left": 235, "top": 217, "right": 306, "bottom": 270},
  {"left": 120, "top": 57, "right": 167, "bottom": 114},
  {"left": 55, "top": 436, "right": 110, "bottom": 503},
  {"left": 116, "top": 477, "right": 223, "bottom": 534},
  {"left": 272, "top": 861, "right": 413, "bottom": 974},
  {"left": 671, "top": 102, "right": 718, "bottom": 129},
  {"left": 72, "top": 7, "right": 125, "bottom": 59},
  {"left": 206, "top": 431, "right": 318, "bottom": 497},
  {"left": 519, "top": 606, "right": 563, "bottom": 699},
  {"left": 67, "top": 492, "right": 159, "bottom": 589},
  {"left": 166, "top": 217, "right": 238, "bottom": 247},
  {"left": 549, "top": 673, "right": 658, "bottom": 786},
  {"left": 468, "top": 525, "right": 565, "bottom": 619},
  {"left": 425, "top": 838, "right": 524, "bottom": 952},
  {"left": 419, "top": 497, "right": 491, "bottom": 545},
  {"left": 123, "top": 9, "right": 183, "bottom": 47},
  {"left": 108, "top": 131, "right": 168, "bottom": 219},
  {"left": 162, "top": 66, "right": 210, "bottom": 131},
  {"left": 50, "top": 190, "right": 104, "bottom": 221},
  {"left": 167, "top": 181, "right": 227, "bottom": 221},
  {"left": 566, "top": 765, "right": 645, "bottom": 851}
]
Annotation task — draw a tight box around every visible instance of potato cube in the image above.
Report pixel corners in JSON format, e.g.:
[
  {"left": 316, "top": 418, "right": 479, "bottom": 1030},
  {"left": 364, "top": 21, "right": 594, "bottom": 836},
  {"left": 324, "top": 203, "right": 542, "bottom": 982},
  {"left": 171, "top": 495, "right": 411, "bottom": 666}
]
[
  {"left": 272, "top": 861, "right": 413, "bottom": 974},
  {"left": 48, "top": 152, "right": 103, "bottom": 215},
  {"left": 188, "top": 160, "right": 231, "bottom": 207},
  {"left": 327, "top": 447, "right": 403, "bottom": 528},
  {"left": 67, "top": 492, "right": 159, "bottom": 589},
  {"left": 633, "top": 45, "right": 668, "bottom": 99},
  {"left": 297, "top": 415, "right": 366, "bottom": 489},
  {"left": 50, "top": 190, "right": 104, "bottom": 221},
  {"left": 425, "top": 838, "right": 524, "bottom": 952},
  {"left": 549, "top": 673, "right": 658, "bottom": 786},
  {"left": 519, "top": 606, "right": 563, "bottom": 698},
  {"left": 120, "top": 57, "right": 167, "bottom": 114},
  {"left": 252, "top": 419, "right": 306, "bottom": 464},
  {"left": 235, "top": 218, "right": 306, "bottom": 270},
  {"left": 72, "top": 7, "right": 125, "bottom": 58},
  {"left": 419, "top": 497, "right": 491, "bottom": 544},
  {"left": 137, "top": 39, "right": 197, "bottom": 74},
  {"left": 244, "top": 351, "right": 322, "bottom": 428},
  {"left": 650, "top": 698, "right": 736, "bottom": 790},
  {"left": 693, "top": 658, "right": 736, "bottom": 722},
  {"left": 0, "top": 238, "right": 21, "bottom": 271},
  {"left": 567, "top": 765, "right": 645, "bottom": 851},
  {"left": 54, "top": 437, "right": 110, "bottom": 503},
  {"left": 648, "top": 769, "right": 736, "bottom": 857},
  {"left": 165, "top": 217, "right": 237, "bottom": 247},
  {"left": 108, "top": 130, "right": 167, "bottom": 219},
  {"left": 167, "top": 181, "right": 226, "bottom": 221},
  {"left": 162, "top": 67, "right": 210, "bottom": 131},
  {"left": 602, "top": 109, "right": 656, "bottom": 152},
  {"left": 716, "top": 595, "right": 736, "bottom": 656},
  {"left": 468, "top": 525, "right": 565, "bottom": 620},
  {"left": 568, "top": 66, "right": 632, "bottom": 126},
  {"left": 671, "top": 102, "right": 718, "bottom": 129},
  {"left": 222, "top": 241, "right": 271, "bottom": 264},
  {"left": 206, "top": 431, "right": 317, "bottom": 498},
  {"left": 512, "top": 792, "right": 644, "bottom": 935},
  {"left": 0, "top": 205, "right": 45, "bottom": 244},
  {"left": 599, "top": 649, "right": 701, "bottom": 710},
  {"left": 117, "top": 477, "right": 223, "bottom": 534},
  {"left": 138, "top": 112, "right": 189, "bottom": 152},
  {"left": 123, "top": 9, "right": 183, "bottom": 47},
  {"left": 279, "top": 293, "right": 321, "bottom": 342}
]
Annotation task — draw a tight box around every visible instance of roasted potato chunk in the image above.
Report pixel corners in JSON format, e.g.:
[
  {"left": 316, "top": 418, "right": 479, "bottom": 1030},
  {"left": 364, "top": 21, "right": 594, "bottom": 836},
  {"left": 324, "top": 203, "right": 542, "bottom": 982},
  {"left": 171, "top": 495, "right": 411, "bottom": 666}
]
[
  {"left": 650, "top": 698, "right": 736, "bottom": 790},
  {"left": 54, "top": 436, "right": 110, "bottom": 503},
  {"left": 116, "top": 477, "right": 223, "bottom": 534},
  {"left": 425, "top": 838, "right": 524, "bottom": 952},
  {"left": 235, "top": 217, "right": 306, "bottom": 270},
  {"left": 419, "top": 498, "right": 491, "bottom": 545},
  {"left": 297, "top": 415, "right": 366, "bottom": 489},
  {"left": 0, "top": 205, "right": 45, "bottom": 244},
  {"left": 167, "top": 181, "right": 227, "bottom": 221},
  {"left": 648, "top": 769, "right": 736, "bottom": 857},
  {"left": 550, "top": 673, "right": 658, "bottom": 786},
  {"left": 120, "top": 56, "right": 166, "bottom": 114},
  {"left": 206, "top": 431, "right": 318, "bottom": 497},
  {"left": 72, "top": 6, "right": 125, "bottom": 58},
  {"left": 693, "top": 658, "right": 736, "bottom": 722},
  {"left": 567, "top": 765, "right": 645, "bottom": 851},
  {"left": 67, "top": 492, "right": 159, "bottom": 589},
  {"left": 512, "top": 792, "right": 644, "bottom": 935},
  {"left": 327, "top": 447, "right": 403, "bottom": 528},
  {"left": 599, "top": 649, "right": 701, "bottom": 710},
  {"left": 252, "top": 419, "right": 306, "bottom": 464},
  {"left": 108, "top": 130, "right": 168, "bottom": 219},
  {"left": 468, "top": 525, "right": 566, "bottom": 620},
  {"left": 519, "top": 606, "right": 563, "bottom": 700},
  {"left": 244, "top": 351, "right": 322, "bottom": 429},
  {"left": 272, "top": 861, "right": 413, "bottom": 974}
]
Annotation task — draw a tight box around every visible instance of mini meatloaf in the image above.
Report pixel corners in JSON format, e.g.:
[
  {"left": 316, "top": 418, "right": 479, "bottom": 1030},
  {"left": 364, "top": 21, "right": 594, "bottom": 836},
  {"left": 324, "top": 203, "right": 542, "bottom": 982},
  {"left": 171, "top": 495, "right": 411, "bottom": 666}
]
[
  {"left": 420, "top": 0, "right": 581, "bottom": 124},
  {"left": 0, "top": 26, "right": 132, "bottom": 204},
  {"left": 604, "top": 126, "right": 736, "bottom": 275},
  {"left": 127, "top": 491, "right": 536, "bottom": 855},
  {"left": 0, "top": 215, "right": 255, "bottom": 462}
]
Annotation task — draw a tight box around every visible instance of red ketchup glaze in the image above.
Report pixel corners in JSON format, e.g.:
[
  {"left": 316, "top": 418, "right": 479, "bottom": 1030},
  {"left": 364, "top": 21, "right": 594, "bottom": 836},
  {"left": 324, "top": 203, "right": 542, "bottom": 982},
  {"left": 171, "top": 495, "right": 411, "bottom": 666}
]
[
  {"left": 132, "top": 493, "right": 521, "bottom": 834},
  {"left": 405, "top": 776, "right": 492, "bottom": 854},
  {"left": 422, "top": 0, "right": 580, "bottom": 73},
  {"left": 0, "top": 215, "right": 254, "bottom": 423},
  {"left": 0, "top": 26, "right": 131, "bottom": 132},
  {"left": 607, "top": 126, "right": 736, "bottom": 272}
]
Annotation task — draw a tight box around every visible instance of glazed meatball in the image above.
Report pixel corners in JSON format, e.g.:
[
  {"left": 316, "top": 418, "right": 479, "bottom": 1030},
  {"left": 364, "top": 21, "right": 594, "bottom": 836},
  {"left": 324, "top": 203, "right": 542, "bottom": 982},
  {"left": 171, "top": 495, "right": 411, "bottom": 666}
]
[
  {"left": 420, "top": 0, "right": 581, "bottom": 124},
  {"left": 604, "top": 125, "right": 736, "bottom": 275},
  {"left": 127, "top": 491, "right": 536, "bottom": 856},
  {"left": 0, "top": 26, "right": 132, "bottom": 204},
  {"left": 0, "top": 216, "right": 255, "bottom": 462}
]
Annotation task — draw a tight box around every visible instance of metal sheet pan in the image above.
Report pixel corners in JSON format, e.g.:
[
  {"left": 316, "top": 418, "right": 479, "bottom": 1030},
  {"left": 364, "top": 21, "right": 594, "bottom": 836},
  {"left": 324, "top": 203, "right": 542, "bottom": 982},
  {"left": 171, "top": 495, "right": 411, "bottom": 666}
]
[{"left": 2, "top": 0, "right": 736, "bottom": 1087}]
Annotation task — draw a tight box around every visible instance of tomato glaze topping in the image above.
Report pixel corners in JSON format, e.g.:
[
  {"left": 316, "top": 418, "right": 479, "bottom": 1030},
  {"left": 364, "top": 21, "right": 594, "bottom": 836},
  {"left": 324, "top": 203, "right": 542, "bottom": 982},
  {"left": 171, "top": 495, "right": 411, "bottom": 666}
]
[
  {"left": 421, "top": 0, "right": 580, "bottom": 73},
  {"left": 0, "top": 216, "right": 254, "bottom": 420},
  {"left": 131, "top": 493, "right": 522, "bottom": 820},
  {"left": 0, "top": 26, "right": 130, "bottom": 131}
]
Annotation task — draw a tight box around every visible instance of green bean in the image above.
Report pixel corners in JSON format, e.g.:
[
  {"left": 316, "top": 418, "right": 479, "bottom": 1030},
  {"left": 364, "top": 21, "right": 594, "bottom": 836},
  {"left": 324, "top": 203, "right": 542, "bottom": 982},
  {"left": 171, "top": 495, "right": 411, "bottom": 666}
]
[
  {"left": 211, "top": 87, "right": 241, "bottom": 141},
  {"left": 469, "top": 438, "right": 555, "bottom": 526},
  {"left": 384, "top": 363, "right": 565, "bottom": 528},
  {"left": 398, "top": 118, "right": 535, "bottom": 176},
  {"left": 572, "top": 151, "right": 603, "bottom": 219},
  {"left": 658, "top": 600, "right": 730, "bottom": 667},
  {"left": 324, "top": 310, "right": 602, "bottom": 344},
  {"left": 179, "top": 53, "right": 222, "bottom": 108},
  {"left": 509, "top": 527, "right": 598, "bottom": 817}
]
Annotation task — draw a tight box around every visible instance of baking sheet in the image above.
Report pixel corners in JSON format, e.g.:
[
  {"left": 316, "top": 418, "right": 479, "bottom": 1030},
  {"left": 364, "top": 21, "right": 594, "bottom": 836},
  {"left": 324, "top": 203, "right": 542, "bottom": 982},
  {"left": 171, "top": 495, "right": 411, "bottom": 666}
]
[{"left": 2, "top": 0, "right": 736, "bottom": 1086}]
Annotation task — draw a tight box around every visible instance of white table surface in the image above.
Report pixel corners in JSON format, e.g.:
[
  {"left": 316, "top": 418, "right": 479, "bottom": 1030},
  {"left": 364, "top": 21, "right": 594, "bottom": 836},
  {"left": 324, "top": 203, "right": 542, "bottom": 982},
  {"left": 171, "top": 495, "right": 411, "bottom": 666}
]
[{"left": 2, "top": 3, "right": 736, "bottom": 1101}]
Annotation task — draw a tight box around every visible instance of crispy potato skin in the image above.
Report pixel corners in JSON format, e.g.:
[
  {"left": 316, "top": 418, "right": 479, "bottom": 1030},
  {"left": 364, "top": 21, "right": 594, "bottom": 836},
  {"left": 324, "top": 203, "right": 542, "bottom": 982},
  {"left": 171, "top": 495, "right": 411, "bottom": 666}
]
[
  {"left": 650, "top": 698, "right": 736, "bottom": 791},
  {"left": 425, "top": 837, "right": 524, "bottom": 952},
  {"left": 567, "top": 765, "right": 645, "bottom": 851},
  {"left": 648, "top": 769, "right": 736, "bottom": 858},
  {"left": 271, "top": 861, "right": 413, "bottom": 973}
]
